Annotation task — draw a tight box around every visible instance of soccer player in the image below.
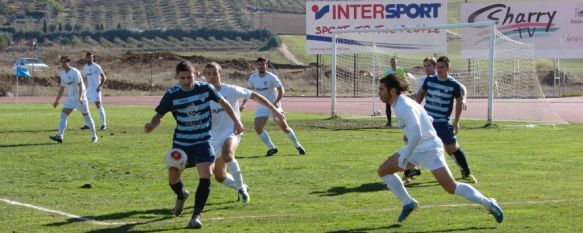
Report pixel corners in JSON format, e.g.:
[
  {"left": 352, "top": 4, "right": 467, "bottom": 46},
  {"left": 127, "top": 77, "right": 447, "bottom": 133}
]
[
  {"left": 144, "top": 61, "right": 244, "bottom": 229},
  {"left": 80, "top": 52, "right": 107, "bottom": 130},
  {"left": 382, "top": 57, "right": 407, "bottom": 127},
  {"left": 415, "top": 56, "right": 477, "bottom": 183},
  {"left": 49, "top": 56, "right": 98, "bottom": 143},
  {"left": 376, "top": 73, "right": 503, "bottom": 223},
  {"left": 204, "top": 62, "right": 284, "bottom": 204},
  {"left": 241, "top": 57, "right": 305, "bottom": 157}
]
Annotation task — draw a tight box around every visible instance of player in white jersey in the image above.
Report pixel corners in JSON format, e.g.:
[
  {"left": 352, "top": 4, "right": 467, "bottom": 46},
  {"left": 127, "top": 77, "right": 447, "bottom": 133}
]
[
  {"left": 81, "top": 52, "right": 107, "bottom": 130},
  {"left": 376, "top": 74, "right": 503, "bottom": 224},
  {"left": 241, "top": 57, "right": 305, "bottom": 157},
  {"left": 204, "top": 62, "right": 283, "bottom": 204},
  {"left": 49, "top": 56, "right": 98, "bottom": 143}
]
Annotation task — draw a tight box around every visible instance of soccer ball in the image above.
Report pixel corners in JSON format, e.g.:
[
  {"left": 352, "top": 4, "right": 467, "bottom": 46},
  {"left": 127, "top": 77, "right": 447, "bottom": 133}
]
[{"left": 165, "top": 148, "right": 187, "bottom": 171}]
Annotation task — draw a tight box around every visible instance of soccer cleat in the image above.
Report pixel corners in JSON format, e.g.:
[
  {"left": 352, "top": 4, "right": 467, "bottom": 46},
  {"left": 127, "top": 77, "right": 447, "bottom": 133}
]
[
  {"left": 296, "top": 146, "right": 306, "bottom": 155},
  {"left": 237, "top": 185, "right": 250, "bottom": 204},
  {"left": 462, "top": 172, "right": 478, "bottom": 184},
  {"left": 186, "top": 215, "right": 202, "bottom": 229},
  {"left": 385, "top": 122, "right": 392, "bottom": 127},
  {"left": 80, "top": 125, "right": 90, "bottom": 130},
  {"left": 487, "top": 198, "right": 504, "bottom": 223},
  {"left": 397, "top": 201, "right": 418, "bottom": 222},
  {"left": 91, "top": 136, "right": 99, "bottom": 143},
  {"left": 265, "top": 148, "right": 278, "bottom": 157},
  {"left": 172, "top": 190, "right": 190, "bottom": 216},
  {"left": 100, "top": 125, "right": 107, "bottom": 130},
  {"left": 49, "top": 135, "right": 63, "bottom": 143},
  {"left": 402, "top": 167, "right": 421, "bottom": 185}
]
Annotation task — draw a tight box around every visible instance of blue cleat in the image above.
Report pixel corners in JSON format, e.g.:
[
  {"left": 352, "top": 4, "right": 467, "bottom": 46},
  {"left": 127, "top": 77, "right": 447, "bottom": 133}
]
[
  {"left": 397, "top": 201, "right": 418, "bottom": 222},
  {"left": 487, "top": 198, "right": 504, "bottom": 223}
]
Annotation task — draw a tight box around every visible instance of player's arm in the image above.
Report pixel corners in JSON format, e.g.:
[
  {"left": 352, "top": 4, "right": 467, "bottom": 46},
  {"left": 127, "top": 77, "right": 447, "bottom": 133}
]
[
  {"left": 218, "top": 97, "right": 244, "bottom": 135},
  {"left": 398, "top": 109, "right": 422, "bottom": 169},
  {"left": 53, "top": 87, "right": 65, "bottom": 108},
  {"left": 98, "top": 73, "right": 107, "bottom": 91},
  {"left": 250, "top": 92, "right": 284, "bottom": 120},
  {"left": 144, "top": 113, "right": 164, "bottom": 133},
  {"left": 460, "top": 83, "right": 468, "bottom": 110},
  {"left": 416, "top": 89, "right": 426, "bottom": 104},
  {"left": 77, "top": 83, "right": 85, "bottom": 104},
  {"left": 275, "top": 86, "right": 284, "bottom": 108},
  {"left": 453, "top": 96, "right": 463, "bottom": 134}
]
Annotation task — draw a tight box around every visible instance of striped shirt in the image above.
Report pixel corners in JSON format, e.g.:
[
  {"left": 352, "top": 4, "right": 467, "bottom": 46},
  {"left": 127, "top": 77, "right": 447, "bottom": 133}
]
[
  {"left": 421, "top": 75, "right": 462, "bottom": 123},
  {"left": 155, "top": 82, "right": 222, "bottom": 147}
]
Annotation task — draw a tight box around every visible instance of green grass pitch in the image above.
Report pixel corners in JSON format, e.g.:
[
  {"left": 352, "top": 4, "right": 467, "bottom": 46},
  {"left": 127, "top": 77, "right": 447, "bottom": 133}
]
[{"left": 1, "top": 104, "right": 582, "bottom": 232}]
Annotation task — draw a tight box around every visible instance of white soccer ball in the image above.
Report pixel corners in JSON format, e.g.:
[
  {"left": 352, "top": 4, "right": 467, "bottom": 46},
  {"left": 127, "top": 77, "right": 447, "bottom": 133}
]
[{"left": 165, "top": 148, "right": 187, "bottom": 171}]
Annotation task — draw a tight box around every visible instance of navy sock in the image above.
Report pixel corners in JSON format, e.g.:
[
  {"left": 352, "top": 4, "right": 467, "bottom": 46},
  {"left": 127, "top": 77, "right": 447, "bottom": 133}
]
[
  {"left": 193, "top": 178, "right": 211, "bottom": 216},
  {"left": 453, "top": 149, "right": 471, "bottom": 174},
  {"left": 170, "top": 181, "right": 185, "bottom": 200}
]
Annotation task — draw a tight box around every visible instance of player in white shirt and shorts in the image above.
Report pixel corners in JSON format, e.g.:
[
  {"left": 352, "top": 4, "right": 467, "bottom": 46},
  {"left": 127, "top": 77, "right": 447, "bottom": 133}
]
[
  {"left": 375, "top": 74, "right": 503, "bottom": 224},
  {"left": 241, "top": 57, "right": 305, "bottom": 157},
  {"left": 205, "top": 62, "right": 283, "bottom": 204},
  {"left": 81, "top": 52, "right": 107, "bottom": 130},
  {"left": 49, "top": 56, "right": 98, "bottom": 143}
]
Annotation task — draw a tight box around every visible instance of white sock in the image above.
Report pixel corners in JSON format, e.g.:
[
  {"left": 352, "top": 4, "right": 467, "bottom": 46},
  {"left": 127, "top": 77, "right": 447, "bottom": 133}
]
[
  {"left": 98, "top": 107, "right": 106, "bottom": 126},
  {"left": 82, "top": 114, "right": 97, "bottom": 138},
  {"left": 259, "top": 131, "right": 276, "bottom": 149},
  {"left": 57, "top": 112, "right": 68, "bottom": 138},
  {"left": 227, "top": 159, "right": 244, "bottom": 190},
  {"left": 454, "top": 183, "right": 491, "bottom": 208},
  {"left": 220, "top": 173, "right": 238, "bottom": 190},
  {"left": 381, "top": 174, "right": 415, "bottom": 205},
  {"left": 286, "top": 128, "right": 301, "bottom": 148}
]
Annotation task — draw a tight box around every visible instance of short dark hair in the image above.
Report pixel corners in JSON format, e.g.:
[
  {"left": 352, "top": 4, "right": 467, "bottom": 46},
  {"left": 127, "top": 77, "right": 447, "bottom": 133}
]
[
  {"left": 60, "top": 56, "right": 71, "bottom": 63},
  {"left": 423, "top": 56, "right": 436, "bottom": 65},
  {"left": 256, "top": 57, "right": 268, "bottom": 63},
  {"left": 204, "top": 62, "right": 222, "bottom": 73},
  {"left": 380, "top": 74, "right": 409, "bottom": 95},
  {"left": 176, "top": 60, "right": 195, "bottom": 74},
  {"left": 436, "top": 56, "right": 450, "bottom": 67},
  {"left": 86, "top": 52, "right": 93, "bottom": 57}
]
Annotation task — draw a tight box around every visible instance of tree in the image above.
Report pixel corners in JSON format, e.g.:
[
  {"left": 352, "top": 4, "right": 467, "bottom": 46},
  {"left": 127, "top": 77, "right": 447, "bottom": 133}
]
[
  {"left": 0, "top": 34, "right": 11, "bottom": 50},
  {"left": 58, "top": 23, "right": 63, "bottom": 32},
  {"left": 73, "top": 24, "right": 82, "bottom": 31},
  {"left": 117, "top": 23, "right": 121, "bottom": 29},
  {"left": 49, "top": 24, "right": 57, "bottom": 32},
  {"left": 42, "top": 20, "right": 47, "bottom": 33},
  {"left": 95, "top": 24, "right": 100, "bottom": 31},
  {"left": 100, "top": 24, "right": 104, "bottom": 31},
  {"left": 64, "top": 22, "right": 73, "bottom": 32}
]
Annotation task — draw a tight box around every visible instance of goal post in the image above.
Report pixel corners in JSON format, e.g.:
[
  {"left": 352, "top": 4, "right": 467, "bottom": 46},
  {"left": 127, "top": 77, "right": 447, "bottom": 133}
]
[{"left": 330, "top": 21, "right": 566, "bottom": 126}]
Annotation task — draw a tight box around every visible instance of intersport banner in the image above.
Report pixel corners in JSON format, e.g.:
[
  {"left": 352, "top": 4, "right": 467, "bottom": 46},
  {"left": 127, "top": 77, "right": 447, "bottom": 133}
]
[
  {"left": 461, "top": 2, "right": 583, "bottom": 58},
  {"left": 306, "top": 0, "right": 447, "bottom": 54}
]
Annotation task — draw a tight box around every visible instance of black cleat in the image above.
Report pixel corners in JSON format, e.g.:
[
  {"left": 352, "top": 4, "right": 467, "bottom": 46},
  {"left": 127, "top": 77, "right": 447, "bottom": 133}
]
[
  {"left": 296, "top": 146, "right": 306, "bottom": 155},
  {"left": 265, "top": 148, "right": 278, "bottom": 157},
  {"left": 100, "top": 125, "right": 107, "bottom": 130},
  {"left": 402, "top": 167, "right": 422, "bottom": 185},
  {"left": 80, "top": 125, "right": 90, "bottom": 130},
  {"left": 49, "top": 135, "right": 63, "bottom": 143},
  {"left": 385, "top": 122, "right": 392, "bottom": 127}
]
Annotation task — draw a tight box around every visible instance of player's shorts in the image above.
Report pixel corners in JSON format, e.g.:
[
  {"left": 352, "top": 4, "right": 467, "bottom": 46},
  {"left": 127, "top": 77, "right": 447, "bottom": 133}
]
[
  {"left": 63, "top": 97, "right": 90, "bottom": 114},
  {"left": 210, "top": 132, "right": 241, "bottom": 159},
  {"left": 255, "top": 105, "right": 283, "bottom": 118},
  {"left": 433, "top": 122, "right": 457, "bottom": 145},
  {"left": 86, "top": 89, "right": 102, "bottom": 102},
  {"left": 174, "top": 142, "right": 216, "bottom": 168},
  {"left": 398, "top": 147, "right": 447, "bottom": 171}
]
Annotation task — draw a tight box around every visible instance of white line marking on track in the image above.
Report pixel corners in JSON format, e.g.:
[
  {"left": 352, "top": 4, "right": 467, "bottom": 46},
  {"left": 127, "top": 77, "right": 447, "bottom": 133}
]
[{"left": 2, "top": 197, "right": 581, "bottom": 225}]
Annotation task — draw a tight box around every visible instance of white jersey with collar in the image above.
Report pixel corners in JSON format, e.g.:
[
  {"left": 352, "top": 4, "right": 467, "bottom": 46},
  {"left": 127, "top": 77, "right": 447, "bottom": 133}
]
[
  {"left": 393, "top": 94, "right": 442, "bottom": 158},
  {"left": 210, "top": 84, "right": 252, "bottom": 134},
  {"left": 247, "top": 71, "right": 282, "bottom": 103},
  {"left": 83, "top": 63, "right": 104, "bottom": 90},
  {"left": 60, "top": 67, "right": 85, "bottom": 100}
]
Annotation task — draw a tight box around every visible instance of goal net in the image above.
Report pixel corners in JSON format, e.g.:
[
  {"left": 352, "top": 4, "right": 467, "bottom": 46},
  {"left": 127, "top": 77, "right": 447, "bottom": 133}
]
[{"left": 331, "top": 22, "right": 566, "bottom": 126}]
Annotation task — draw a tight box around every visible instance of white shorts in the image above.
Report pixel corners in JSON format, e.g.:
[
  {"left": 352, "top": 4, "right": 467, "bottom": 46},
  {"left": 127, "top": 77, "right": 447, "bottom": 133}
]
[
  {"left": 398, "top": 147, "right": 447, "bottom": 171},
  {"left": 210, "top": 132, "right": 241, "bottom": 158},
  {"left": 86, "top": 89, "right": 102, "bottom": 102},
  {"left": 255, "top": 105, "right": 283, "bottom": 118},
  {"left": 63, "top": 97, "right": 90, "bottom": 114}
]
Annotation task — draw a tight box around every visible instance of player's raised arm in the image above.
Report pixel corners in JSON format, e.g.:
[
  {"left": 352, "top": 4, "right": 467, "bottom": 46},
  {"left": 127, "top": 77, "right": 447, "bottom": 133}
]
[
  {"left": 218, "top": 97, "right": 244, "bottom": 135},
  {"left": 144, "top": 113, "right": 163, "bottom": 133},
  {"left": 250, "top": 91, "right": 284, "bottom": 121}
]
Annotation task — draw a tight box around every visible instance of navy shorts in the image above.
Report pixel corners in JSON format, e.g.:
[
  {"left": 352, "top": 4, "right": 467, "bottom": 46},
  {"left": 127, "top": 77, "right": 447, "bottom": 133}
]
[
  {"left": 433, "top": 122, "right": 457, "bottom": 145},
  {"left": 174, "top": 142, "right": 216, "bottom": 168}
]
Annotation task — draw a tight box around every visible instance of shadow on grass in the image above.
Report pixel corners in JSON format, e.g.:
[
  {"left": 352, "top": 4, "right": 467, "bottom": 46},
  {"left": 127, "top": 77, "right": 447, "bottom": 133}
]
[
  {"left": 45, "top": 208, "right": 174, "bottom": 227},
  {"left": 0, "top": 142, "right": 55, "bottom": 148},
  {"left": 328, "top": 224, "right": 496, "bottom": 233},
  {"left": 0, "top": 129, "right": 55, "bottom": 134},
  {"left": 310, "top": 182, "right": 386, "bottom": 196},
  {"left": 84, "top": 216, "right": 177, "bottom": 233}
]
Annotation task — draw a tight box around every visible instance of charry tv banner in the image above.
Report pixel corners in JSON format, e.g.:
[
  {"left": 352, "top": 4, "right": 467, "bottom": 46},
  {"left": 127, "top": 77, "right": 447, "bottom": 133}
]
[
  {"left": 461, "top": 2, "right": 583, "bottom": 58},
  {"left": 306, "top": 0, "right": 447, "bottom": 54}
]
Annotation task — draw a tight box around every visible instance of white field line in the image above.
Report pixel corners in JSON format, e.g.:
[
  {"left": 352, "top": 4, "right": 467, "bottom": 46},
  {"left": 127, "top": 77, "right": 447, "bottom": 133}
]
[{"left": 1, "top": 197, "right": 581, "bottom": 225}]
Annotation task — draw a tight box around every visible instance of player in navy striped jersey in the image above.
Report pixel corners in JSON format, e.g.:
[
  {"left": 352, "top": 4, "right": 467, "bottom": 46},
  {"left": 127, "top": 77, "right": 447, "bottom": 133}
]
[
  {"left": 205, "top": 62, "right": 283, "bottom": 204},
  {"left": 416, "top": 56, "right": 477, "bottom": 183},
  {"left": 376, "top": 74, "right": 503, "bottom": 224},
  {"left": 144, "top": 61, "right": 243, "bottom": 229}
]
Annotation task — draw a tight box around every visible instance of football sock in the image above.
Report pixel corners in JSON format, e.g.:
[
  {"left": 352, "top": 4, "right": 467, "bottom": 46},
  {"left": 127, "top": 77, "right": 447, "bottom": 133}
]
[
  {"left": 227, "top": 159, "right": 244, "bottom": 190},
  {"left": 285, "top": 128, "right": 301, "bottom": 148},
  {"left": 259, "top": 131, "right": 276, "bottom": 149},
  {"left": 169, "top": 181, "right": 185, "bottom": 200},
  {"left": 57, "top": 112, "right": 68, "bottom": 137},
  {"left": 193, "top": 178, "right": 211, "bottom": 216},
  {"left": 220, "top": 173, "right": 238, "bottom": 190},
  {"left": 381, "top": 174, "right": 415, "bottom": 205},
  {"left": 82, "top": 114, "right": 97, "bottom": 138},
  {"left": 454, "top": 183, "right": 490, "bottom": 208},
  {"left": 98, "top": 107, "right": 107, "bottom": 126},
  {"left": 453, "top": 149, "right": 471, "bottom": 174}
]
